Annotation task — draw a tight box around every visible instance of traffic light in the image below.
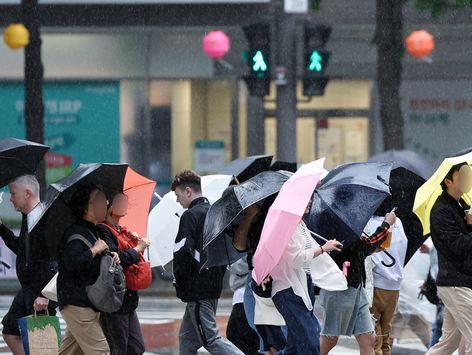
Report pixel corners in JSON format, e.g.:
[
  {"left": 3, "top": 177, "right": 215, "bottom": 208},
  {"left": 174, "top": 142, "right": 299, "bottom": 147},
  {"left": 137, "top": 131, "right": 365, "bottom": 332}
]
[
  {"left": 303, "top": 23, "right": 332, "bottom": 97},
  {"left": 243, "top": 23, "right": 271, "bottom": 97}
]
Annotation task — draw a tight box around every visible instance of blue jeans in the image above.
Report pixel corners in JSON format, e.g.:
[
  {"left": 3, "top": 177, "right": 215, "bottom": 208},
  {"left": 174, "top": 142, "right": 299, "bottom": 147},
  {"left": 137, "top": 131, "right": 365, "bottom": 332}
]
[
  {"left": 272, "top": 276, "right": 320, "bottom": 355},
  {"left": 429, "top": 304, "right": 444, "bottom": 348},
  {"left": 243, "top": 274, "right": 265, "bottom": 352},
  {"left": 244, "top": 274, "right": 287, "bottom": 352}
]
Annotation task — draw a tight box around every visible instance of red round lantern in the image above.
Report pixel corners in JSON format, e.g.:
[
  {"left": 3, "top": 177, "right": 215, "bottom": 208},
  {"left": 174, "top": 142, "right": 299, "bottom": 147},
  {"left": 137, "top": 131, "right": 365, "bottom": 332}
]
[
  {"left": 202, "top": 30, "right": 230, "bottom": 60},
  {"left": 406, "top": 30, "right": 435, "bottom": 58}
]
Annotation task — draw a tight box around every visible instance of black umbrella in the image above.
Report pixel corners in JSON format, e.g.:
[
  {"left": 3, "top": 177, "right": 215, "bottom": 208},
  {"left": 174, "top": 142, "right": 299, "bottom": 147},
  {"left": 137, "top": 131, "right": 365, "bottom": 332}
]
[
  {"left": 29, "top": 163, "right": 129, "bottom": 257},
  {"left": 374, "top": 167, "right": 426, "bottom": 265},
  {"left": 270, "top": 161, "right": 298, "bottom": 173},
  {"left": 369, "top": 150, "right": 433, "bottom": 180},
  {"left": 0, "top": 138, "right": 49, "bottom": 188},
  {"left": 219, "top": 155, "right": 273, "bottom": 183},
  {"left": 308, "top": 162, "right": 392, "bottom": 248},
  {"left": 202, "top": 170, "right": 292, "bottom": 267}
]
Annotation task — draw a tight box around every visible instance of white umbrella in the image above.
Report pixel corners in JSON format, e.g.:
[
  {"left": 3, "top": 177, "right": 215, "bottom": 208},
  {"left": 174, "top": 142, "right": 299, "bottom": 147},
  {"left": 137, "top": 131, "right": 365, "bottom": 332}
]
[
  {"left": 201, "top": 174, "right": 233, "bottom": 204},
  {"left": 147, "top": 175, "right": 232, "bottom": 267},
  {"left": 147, "top": 191, "right": 184, "bottom": 267}
]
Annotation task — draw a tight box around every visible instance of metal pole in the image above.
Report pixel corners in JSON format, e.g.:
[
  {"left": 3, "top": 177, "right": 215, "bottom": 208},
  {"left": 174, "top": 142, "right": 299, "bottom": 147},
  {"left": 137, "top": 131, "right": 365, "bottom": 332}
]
[
  {"left": 22, "top": 0, "right": 46, "bottom": 193},
  {"left": 230, "top": 77, "right": 240, "bottom": 159},
  {"left": 275, "top": 0, "right": 297, "bottom": 162},
  {"left": 246, "top": 95, "right": 265, "bottom": 155}
]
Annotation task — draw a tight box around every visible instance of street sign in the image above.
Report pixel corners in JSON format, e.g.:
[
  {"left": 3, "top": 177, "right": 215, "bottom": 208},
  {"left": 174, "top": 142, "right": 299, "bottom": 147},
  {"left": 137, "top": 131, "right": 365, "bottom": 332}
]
[{"left": 284, "top": 0, "right": 308, "bottom": 13}]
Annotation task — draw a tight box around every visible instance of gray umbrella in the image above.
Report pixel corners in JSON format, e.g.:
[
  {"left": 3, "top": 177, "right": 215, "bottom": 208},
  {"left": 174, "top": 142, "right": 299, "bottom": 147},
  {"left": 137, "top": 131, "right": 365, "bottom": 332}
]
[
  {"left": 202, "top": 170, "right": 292, "bottom": 267},
  {"left": 369, "top": 150, "right": 434, "bottom": 180}
]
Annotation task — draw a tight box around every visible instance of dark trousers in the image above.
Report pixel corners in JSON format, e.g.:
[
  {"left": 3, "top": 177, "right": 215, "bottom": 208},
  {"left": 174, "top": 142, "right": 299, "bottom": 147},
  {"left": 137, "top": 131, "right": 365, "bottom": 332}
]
[
  {"left": 101, "top": 311, "right": 145, "bottom": 355},
  {"left": 272, "top": 277, "right": 320, "bottom": 355},
  {"left": 227, "top": 303, "right": 260, "bottom": 355}
]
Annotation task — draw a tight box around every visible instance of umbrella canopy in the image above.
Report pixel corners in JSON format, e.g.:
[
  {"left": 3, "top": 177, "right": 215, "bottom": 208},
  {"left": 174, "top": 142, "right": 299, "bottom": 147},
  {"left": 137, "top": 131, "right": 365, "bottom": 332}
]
[
  {"left": 308, "top": 162, "right": 392, "bottom": 248},
  {"left": 201, "top": 174, "right": 233, "bottom": 204},
  {"left": 30, "top": 163, "right": 153, "bottom": 257},
  {"left": 203, "top": 170, "right": 292, "bottom": 268},
  {"left": 147, "top": 191, "right": 185, "bottom": 267},
  {"left": 219, "top": 155, "right": 273, "bottom": 183},
  {"left": 119, "top": 168, "right": 156, "bottom": 238},
  {"left": 147, "top": 174, "right": 233, "bottom": 267},
  {"left": 0, "top": 138, "right": 49, "bottom": 188},
  {"left": 414, "top": 151, "right": 472, "bottom": 235},
  {"left": 374, "top": 167, "right": 426, "bottom": 265},
  {"left": 252, "top": 158, "right": 325, "bottom": 284},
  {"left": 369, "top": 150, "right": 434, "bottom": 180},
  {"left": 270, "top": 161, "right": 298, "bottom": 173}
]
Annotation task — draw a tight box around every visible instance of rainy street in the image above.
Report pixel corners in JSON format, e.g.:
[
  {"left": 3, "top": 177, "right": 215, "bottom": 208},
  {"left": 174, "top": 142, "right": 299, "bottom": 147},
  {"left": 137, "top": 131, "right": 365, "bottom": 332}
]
[
  {"left": 2, "top": 0, "right": 472, "bottom": 354},
  {"left": 0, "top": 295, "right": 435, "bottom": 355}
]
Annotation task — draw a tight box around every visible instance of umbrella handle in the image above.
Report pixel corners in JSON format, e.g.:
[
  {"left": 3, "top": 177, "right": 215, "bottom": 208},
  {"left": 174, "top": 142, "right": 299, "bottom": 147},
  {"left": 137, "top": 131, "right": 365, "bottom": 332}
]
[{"left": 381, "top": 250, "right": 396, "bottom": 267}]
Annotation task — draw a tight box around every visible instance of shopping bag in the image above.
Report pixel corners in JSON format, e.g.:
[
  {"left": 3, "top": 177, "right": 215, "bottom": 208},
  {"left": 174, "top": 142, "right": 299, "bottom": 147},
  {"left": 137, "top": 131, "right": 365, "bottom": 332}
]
[{"left": 18, "top": 312, "right": 61, "bottom": 355}]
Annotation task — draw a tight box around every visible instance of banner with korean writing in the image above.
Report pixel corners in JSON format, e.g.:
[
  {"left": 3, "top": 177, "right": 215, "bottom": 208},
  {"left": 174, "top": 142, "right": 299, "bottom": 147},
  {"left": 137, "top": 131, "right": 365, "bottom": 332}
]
[{"left": 0, "top": 81, "right": 120, "bottom": 174}]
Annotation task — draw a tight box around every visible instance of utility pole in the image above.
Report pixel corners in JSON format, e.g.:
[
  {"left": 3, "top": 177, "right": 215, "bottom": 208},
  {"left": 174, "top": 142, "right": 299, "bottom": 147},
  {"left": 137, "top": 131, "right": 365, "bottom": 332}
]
[
  {"left": 275, "top": 0, "right": 297, "bottom": 162},
  {"left": 22, "top": 0, "right": 46, "bottom": 192}
]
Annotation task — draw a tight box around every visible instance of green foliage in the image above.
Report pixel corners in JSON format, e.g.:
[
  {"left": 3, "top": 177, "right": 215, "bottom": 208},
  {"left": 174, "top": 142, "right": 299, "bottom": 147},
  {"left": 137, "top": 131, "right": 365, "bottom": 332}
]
[
  {"left": 415, "top": 0, "right": 472, "bottom": 19},
  {"left": 309, "top": 0, "right": 321, "bottom": 11}
]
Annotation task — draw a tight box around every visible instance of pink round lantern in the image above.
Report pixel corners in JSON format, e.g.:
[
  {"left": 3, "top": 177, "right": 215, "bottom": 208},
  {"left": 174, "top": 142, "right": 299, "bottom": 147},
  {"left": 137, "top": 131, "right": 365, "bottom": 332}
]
[{"left": 202, "top": 30, "right": 230, "bottom": 60}]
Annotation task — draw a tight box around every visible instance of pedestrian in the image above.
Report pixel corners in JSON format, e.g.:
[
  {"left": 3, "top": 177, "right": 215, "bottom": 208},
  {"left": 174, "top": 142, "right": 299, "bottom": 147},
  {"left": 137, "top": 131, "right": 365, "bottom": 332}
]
[
  {"left": 98, "top": 192, "right": 149, "bottom": 355},
  {"left": 426, "top": 163, "right": 472, "bottom": 355},
  {"left": 269, "top": 205, "right": 342, "bottom": 355},
  {"left": 57, "top": 184, "right": 119, "bottom": 355},
  {"left": 319, "top": 211, "right": 396, "bottom": 355},
  {"left": 368, "top": 212, "right": 408, "bottom": 355},
  {"left": 226, "top": 256, "right": 260, "bottom": 354},
  {"left": 172, "top": 170, "right": 243, "bottom": 355},
  {"left": 0, "top": 175, "right": 57, "bottom": 355},
  {"left": 233, "top": 197, "right": 287, "bottom": 354}
]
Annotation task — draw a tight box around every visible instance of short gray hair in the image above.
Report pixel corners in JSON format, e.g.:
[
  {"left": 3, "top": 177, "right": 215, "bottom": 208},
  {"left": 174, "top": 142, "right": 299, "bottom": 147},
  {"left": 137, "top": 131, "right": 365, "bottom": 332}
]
[{"left": 11, "top": 175, "right": 40, "bottom": 197}]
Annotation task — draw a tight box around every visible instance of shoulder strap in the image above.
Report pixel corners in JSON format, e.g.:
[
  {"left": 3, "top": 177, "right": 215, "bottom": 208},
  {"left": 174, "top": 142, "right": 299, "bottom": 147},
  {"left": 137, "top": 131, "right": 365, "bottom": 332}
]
[{"left": 67, "top": 234, "right": 94, "bottom": 249}]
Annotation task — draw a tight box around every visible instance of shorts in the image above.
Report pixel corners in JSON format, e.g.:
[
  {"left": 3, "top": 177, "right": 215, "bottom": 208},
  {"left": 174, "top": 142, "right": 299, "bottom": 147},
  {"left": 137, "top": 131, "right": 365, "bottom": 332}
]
[
  {"left": 319, "top": 285, "right": 374, "bottom": 337},
  {"left": 2, "top": 288, "right": 56, "bottom": 336}
]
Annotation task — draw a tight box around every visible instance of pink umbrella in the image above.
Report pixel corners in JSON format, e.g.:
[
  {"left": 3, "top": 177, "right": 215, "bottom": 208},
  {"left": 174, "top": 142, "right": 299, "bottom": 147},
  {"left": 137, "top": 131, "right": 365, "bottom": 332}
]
[{"left": 252, "top": 158, "right": 326, "bottom": 284}]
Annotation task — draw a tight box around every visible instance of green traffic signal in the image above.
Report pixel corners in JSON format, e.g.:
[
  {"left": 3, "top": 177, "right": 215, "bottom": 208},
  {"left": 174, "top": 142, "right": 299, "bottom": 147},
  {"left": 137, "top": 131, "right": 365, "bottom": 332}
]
[
  {"left": 308, "top": 50, "right": 323, "bottom": 72},
  {"left": 252, "top": 50, "right": 268, "bottom": 72}
]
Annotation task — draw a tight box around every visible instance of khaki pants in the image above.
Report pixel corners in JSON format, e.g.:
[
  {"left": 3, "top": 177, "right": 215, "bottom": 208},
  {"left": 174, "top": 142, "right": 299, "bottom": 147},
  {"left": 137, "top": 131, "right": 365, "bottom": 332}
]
[
  {"left": 370, "top": 288, "right": 399, "bottom": 355},
  {"left": 59, "top": 305, "right": 110, "bottom": 355},
  {"left": 427, "top": 287, "right": 472, "bottom": 355}
]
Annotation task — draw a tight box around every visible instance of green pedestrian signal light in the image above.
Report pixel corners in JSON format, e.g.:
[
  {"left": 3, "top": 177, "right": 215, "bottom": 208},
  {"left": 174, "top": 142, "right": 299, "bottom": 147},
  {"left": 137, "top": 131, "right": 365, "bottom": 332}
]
[
  {"left": 252, "top": 50, "right": 268, "bottom": 72},
  {"left": 309, "top": 50, "right": 323, "bottom": 72}
]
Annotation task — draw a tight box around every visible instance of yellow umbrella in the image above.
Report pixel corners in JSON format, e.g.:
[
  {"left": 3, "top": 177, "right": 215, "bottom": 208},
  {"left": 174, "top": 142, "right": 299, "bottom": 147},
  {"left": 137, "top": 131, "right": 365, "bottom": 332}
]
[{"left": 413, "top": 151, "right": 472, "bottom": 235}]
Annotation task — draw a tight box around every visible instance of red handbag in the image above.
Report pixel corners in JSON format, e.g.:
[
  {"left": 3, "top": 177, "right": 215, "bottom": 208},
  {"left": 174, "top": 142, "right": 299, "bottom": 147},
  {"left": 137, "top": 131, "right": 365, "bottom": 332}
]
[{"left": 99, "top": 223, "right": 152, "bottom": 290}]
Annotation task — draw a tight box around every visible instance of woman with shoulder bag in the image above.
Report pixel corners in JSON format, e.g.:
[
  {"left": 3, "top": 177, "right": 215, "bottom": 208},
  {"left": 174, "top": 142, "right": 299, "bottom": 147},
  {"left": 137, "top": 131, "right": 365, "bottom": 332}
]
[
  {"left": 97, "top": 192, "right": 151, "bottom": 355},
  {"left": 58, "top": 184, "right": 119, "bottom": 355}
]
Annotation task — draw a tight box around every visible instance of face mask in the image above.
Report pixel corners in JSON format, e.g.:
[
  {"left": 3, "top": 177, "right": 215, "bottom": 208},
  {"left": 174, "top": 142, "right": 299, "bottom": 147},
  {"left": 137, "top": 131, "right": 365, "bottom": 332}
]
[{"left": 458, "top": 165, "right": 472, "bottom": 194}]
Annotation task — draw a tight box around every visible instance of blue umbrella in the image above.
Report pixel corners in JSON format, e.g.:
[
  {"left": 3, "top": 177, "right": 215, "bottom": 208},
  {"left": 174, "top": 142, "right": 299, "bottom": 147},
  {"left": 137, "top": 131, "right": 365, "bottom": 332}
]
[{"left": 308, "top": 162, "right": 392, "bottom": 248}]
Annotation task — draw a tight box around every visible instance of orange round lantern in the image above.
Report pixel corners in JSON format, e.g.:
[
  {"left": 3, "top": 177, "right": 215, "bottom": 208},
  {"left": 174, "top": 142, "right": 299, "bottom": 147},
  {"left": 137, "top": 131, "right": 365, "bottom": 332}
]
[
  {"left": 406, "top": 30, "right": 434, "bottom": 58},
  {"left": 3, "top": 23, "right": 29, "bottom": 49}
]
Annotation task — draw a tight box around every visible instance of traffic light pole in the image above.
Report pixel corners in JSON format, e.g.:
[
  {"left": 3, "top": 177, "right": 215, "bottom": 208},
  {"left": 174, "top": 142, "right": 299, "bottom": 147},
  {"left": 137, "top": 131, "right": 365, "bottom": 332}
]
[
  {"left": 22, "top": 0, "right": 46, "bottom": 193},
  {"left": 275, "top": 0, "right": 297, "bottom": 162}
]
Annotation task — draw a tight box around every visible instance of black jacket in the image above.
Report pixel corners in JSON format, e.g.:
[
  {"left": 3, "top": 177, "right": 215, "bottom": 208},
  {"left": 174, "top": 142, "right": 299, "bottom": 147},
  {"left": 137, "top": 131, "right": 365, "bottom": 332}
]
[
  {"left": 173, "top": 197, "right": 226, "bottom": 302},
  {"left": 430, "top": 191, "right": 472, "bottom": 288},
  {"left": 0, "top": 213, "right": 57, "bottom": 292},
  {"left": 333, "top": 222, "right": 389, "bottom": 288},
  {"left": 57, "top": 220, "right": 105, "bottom": 311},
  {"left": 97, "top": 223, "right": 141, "bottom": 314}
]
